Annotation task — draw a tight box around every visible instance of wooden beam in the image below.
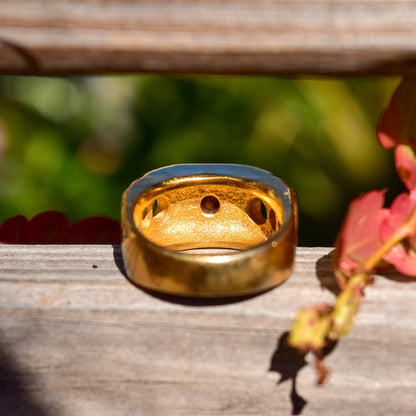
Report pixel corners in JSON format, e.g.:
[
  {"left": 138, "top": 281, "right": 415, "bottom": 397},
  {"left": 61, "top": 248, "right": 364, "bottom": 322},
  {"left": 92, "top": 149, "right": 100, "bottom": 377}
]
[
  {"left": 0, "top": 245, "right": 415, "bottom": 415},
  {"left": 0, "top": 1, "right": 416, "bottom": 76}
]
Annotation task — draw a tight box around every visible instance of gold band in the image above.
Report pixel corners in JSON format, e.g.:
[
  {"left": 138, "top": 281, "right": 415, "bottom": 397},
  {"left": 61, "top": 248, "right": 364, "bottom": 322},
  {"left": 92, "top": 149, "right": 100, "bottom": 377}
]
[{"left": 121, "top": 164, "right": 297, "bottom": 297}]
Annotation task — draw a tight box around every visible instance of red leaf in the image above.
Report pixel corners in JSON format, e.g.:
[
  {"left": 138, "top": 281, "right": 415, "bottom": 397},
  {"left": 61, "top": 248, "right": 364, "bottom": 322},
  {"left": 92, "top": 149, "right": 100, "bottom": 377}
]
[
  {"left": 67, "top": 216, "right": 121, "bottom": 244},
  {"left": 394, "top": 144, "right": 416, "bottom": 191},
  {"left": 377, "top": 78, "right": 416, "bottom": 149},
  {"left": 334, "top": 190, "right": 389, "bottom": 287},
  {"left": 0, "top": 215, "right": 28, "bottom": 243},
  {"left": 0, "top": 212, "right": 121, "bottom": 244},
  {"left": 26, "top": 211, "right": 69, "bottom": 244},
  {"left": 382, "top": 243, "right": 416, "bottom": 276},
  {"left": 380, "top": 190, "right": 416, "bottom": 276}
]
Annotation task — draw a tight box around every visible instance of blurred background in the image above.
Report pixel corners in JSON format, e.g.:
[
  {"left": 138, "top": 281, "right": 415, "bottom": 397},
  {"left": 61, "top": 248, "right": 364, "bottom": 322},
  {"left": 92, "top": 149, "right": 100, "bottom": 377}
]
[{"left": 0, "top": 75, "right": 403, "bottom": 246}]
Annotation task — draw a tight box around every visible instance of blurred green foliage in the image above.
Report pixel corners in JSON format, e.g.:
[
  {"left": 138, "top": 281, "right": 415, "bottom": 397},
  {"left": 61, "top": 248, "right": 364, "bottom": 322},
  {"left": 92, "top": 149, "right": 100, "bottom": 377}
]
[{"left": 0, "top": 75, "right": 403, "bottom": 245}]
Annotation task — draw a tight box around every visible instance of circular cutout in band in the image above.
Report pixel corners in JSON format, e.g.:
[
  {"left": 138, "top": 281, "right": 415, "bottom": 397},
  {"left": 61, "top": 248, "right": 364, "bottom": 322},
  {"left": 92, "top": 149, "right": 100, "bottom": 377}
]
[
  {"left": 247, "top": 197, "right": 267, "bottom": 225},
  {"left": 200, "top": 195, "right": 220, "bottom": 215}
]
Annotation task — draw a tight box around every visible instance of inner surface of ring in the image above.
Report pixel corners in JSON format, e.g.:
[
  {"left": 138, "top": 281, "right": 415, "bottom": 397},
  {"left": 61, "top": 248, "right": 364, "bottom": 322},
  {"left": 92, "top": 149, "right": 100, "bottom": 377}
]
[{"left": 133, "top": 178, "right": 285, "bottom": 252}]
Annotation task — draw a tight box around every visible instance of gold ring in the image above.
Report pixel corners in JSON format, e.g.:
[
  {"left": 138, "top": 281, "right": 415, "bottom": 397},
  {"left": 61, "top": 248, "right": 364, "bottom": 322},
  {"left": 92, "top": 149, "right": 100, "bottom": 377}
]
[{"left": 121, "top": 164, "right": 297, "bottom": 297}]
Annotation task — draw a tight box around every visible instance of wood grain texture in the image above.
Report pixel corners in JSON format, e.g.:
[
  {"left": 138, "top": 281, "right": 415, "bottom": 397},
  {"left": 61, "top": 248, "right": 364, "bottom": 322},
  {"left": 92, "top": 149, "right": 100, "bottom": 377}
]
[
  {"left": 0, "top": 245, "right": 416, "bottom": 415},
  {"left": 1, "top": 1, "right": 416, "bottom": 75}
]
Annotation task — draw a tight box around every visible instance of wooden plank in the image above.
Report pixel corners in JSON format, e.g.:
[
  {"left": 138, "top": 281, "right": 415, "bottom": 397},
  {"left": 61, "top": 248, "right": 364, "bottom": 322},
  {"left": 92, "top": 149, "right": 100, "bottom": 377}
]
[
  {"left": 0, "top": 245, "right": 416, "bottom": 415},
  {"left": 0, "top": 1, "right": 416, "bottom": 75}
]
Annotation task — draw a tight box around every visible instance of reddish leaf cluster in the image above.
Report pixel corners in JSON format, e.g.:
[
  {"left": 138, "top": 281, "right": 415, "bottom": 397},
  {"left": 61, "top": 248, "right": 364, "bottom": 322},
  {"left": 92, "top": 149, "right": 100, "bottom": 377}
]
[
  {"left": 0, "top": 211, "right": 121, "bottom": 244},
  {"left": 335, "top": 78, "right": 416, "bottom": 280},
  {"left": 289, "top": 78, "right": 416, "bottom": 385}
]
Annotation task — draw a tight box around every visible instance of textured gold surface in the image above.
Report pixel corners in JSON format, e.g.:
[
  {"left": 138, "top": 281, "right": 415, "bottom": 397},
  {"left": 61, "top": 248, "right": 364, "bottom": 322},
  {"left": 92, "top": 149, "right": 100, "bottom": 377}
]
[
  {"left": 121, "top": 165, "right": 297, "bottom": 297},
  {"left": 135, "top": 182, "right": 283, "bottom": 251}
]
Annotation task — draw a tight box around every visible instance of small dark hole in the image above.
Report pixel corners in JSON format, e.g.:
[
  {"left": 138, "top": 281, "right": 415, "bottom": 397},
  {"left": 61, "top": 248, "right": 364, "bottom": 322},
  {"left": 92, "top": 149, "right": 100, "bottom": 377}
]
[
  {"left": 269, "top": 209, "right": 277, "bottom": 231},
  {"left": 201, "top": 195, "right": 220, "bottom": 215},
  {"left": 261, "top": 201, "right": 267, "bottom": 220},
  {"left": 92, "top": 264, "right": 98, "bottom": 269},
  {"left": 247, "top": 198, "right": 267, "bottom": 225},
  {"left": 152, "top": 199, "right": 158, "bottom": 216},
  {"left": 151, "top": 197, "right": 169, "bottom": 220}
]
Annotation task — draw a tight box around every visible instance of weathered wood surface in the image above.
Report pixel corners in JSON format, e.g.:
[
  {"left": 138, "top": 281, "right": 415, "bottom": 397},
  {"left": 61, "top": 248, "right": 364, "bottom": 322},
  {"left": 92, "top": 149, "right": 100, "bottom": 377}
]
[
  {"left": 1, "top": 1, "right": 416, "bottom": 75},
  {"left": 0, "top": 245, "right": 416, "bottom": 415}
]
